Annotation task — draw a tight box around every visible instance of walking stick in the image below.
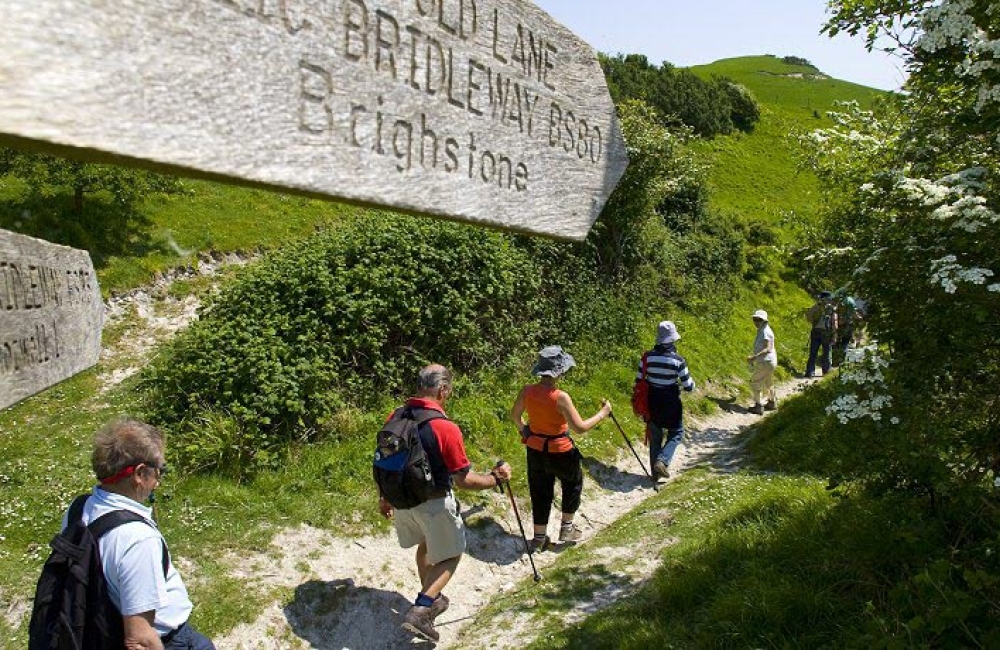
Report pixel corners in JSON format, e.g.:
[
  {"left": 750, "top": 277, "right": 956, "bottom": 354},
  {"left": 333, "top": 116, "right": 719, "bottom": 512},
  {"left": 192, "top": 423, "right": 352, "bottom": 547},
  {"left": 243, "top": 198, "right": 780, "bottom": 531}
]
[
  {"left": 496, "top": 461, "right": 542, "bottom": 582},
  {"left": 608, "top": 412, "right": 658, "bottom": 491}
]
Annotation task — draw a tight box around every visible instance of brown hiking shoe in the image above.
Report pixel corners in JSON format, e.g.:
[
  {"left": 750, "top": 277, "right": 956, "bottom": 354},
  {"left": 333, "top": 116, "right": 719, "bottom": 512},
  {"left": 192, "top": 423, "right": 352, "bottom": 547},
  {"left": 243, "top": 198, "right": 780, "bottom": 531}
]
[
  {"left": 428, "top": 594, "right": 449, "bottom": 619},
  {"left": 765, "top": 400, "right": 777, "bottom": 411},
  {"left": 402, "top": 605, "right": 439, "bottom": 642},
  {"left": 750, "top": 403, "right": 764, "bottom": 415},
  {"left": 559, "top": 523, "right": 582, "bottom": 543},
  {"left": 653, "top": 460, "right": 670, "bottom": 480}
]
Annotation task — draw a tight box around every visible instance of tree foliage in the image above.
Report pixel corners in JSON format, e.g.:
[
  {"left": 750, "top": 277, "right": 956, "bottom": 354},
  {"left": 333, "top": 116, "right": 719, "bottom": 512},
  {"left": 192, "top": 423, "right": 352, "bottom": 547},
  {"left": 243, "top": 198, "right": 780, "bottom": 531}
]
[
  {"left": 804, "top": 1, "right": 1000, "bottom": 498},
  {"left": 0, "top": 148, "right": 183, "bottom": 260},
  {"left": 600, "top": 53, "right": 761, "bottom": 137}
]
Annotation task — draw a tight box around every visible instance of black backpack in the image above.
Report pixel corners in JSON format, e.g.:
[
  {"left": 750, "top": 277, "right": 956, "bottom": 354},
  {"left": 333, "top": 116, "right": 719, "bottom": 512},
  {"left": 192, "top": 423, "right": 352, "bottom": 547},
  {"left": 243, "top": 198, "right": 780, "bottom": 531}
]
[
  {"left": 373, "top": 406, "right": 446, "bottom": 509},
  {"left": 28, "top": 494, "right": 169, "bottom": 650}
]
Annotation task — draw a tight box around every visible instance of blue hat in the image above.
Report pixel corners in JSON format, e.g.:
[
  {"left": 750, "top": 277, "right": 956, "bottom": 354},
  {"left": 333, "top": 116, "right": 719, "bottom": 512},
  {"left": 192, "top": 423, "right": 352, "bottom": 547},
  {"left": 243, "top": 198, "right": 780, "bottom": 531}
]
[{"left": 531, "top": 346, "right": 576, "bottom": 377}]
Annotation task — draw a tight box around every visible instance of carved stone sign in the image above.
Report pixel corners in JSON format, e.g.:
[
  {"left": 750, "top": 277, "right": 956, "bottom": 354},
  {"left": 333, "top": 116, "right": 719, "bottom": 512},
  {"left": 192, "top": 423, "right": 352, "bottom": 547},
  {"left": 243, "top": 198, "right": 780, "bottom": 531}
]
[
  {"left": 0, "top": 0, "right": 628, "bottom": 241},
  {"left": 0, "top": 229, "right": 103, "bottom": 410}
]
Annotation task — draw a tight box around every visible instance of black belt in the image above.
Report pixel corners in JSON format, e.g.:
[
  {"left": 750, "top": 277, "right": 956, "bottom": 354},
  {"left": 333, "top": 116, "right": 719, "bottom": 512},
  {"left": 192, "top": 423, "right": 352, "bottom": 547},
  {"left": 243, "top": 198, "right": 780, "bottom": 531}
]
[
  {"left": 524, "top": 427, "right": 569, "bottom": 453},
  {"left": 162, "top": 622, "right": 186, "bottom": 644}
]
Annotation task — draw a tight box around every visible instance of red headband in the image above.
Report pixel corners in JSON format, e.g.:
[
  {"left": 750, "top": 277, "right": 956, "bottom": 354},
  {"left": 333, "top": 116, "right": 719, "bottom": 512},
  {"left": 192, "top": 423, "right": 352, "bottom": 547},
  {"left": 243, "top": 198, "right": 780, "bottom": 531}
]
[{"left": 99, "top": 465, "right": 139, "bottom": 485}]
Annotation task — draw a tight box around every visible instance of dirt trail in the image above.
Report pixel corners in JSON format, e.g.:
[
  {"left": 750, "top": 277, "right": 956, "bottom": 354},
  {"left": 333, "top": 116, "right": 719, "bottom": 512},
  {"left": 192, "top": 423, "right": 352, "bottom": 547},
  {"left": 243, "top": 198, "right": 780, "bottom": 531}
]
[{"left": 214, "top": 379, "right": 811, "bottom": 650}]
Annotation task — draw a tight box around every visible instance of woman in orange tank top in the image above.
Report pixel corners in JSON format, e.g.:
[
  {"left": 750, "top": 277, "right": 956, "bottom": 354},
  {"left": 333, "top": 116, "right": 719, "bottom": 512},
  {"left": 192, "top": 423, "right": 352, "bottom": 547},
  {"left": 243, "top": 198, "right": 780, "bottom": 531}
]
[{"left": 510, "top": 346, "right": 611, "bottom": 552}]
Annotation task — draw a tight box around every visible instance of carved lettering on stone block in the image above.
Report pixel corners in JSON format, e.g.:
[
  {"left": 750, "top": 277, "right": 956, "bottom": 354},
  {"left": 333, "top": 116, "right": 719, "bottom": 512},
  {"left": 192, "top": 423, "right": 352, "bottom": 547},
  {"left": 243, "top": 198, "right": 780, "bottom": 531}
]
[{"left": 0, "top": 230, "right": 103, "bottom": 410}]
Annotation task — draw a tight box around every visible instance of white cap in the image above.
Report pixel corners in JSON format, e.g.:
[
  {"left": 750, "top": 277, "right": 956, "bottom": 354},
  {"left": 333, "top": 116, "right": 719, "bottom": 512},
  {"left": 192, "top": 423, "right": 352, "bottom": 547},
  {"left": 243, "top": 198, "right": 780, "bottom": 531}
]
[{"left": 656, "top": 320, "right": 681, "bottom": 344}]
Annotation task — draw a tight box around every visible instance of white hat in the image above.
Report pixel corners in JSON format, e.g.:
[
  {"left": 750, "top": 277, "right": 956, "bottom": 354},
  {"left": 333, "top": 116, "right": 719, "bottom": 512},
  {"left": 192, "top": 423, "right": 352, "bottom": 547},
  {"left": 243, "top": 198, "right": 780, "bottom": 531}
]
[
  {"left": 655, "top": 321, "right": 681, "bottom": 344},
  {"left": 752, "top": 309, "right": 768, "bottom": 321}
]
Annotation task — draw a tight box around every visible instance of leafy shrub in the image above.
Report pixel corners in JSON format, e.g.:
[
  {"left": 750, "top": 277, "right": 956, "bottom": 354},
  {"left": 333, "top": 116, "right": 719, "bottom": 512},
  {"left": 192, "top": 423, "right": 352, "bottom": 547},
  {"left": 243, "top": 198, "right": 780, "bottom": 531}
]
[
  {"left": 0, "top": 148, "right": 184, "bottom": 264},
  {"left": 143, "top": 214, "right": 544, "bottom": 470},
  {"left": 600, "top": 54, "right": 762, "bottom": 138},
  {"left": 781, "top": 56, "right": 817, "bottom": 70},
  {"left": 718, "top": 78, "right": 762, "bottom": 132}
]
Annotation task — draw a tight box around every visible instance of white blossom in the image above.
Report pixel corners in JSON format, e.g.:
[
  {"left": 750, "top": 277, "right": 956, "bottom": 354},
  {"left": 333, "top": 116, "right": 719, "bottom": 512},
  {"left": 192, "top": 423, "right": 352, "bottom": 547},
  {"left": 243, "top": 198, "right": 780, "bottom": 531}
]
[
  {"left": 828, "top": 346, "right": 897, "bottom": 425},
  {"left": 930, "top": 256, "right": 995, "bottom": 293}
]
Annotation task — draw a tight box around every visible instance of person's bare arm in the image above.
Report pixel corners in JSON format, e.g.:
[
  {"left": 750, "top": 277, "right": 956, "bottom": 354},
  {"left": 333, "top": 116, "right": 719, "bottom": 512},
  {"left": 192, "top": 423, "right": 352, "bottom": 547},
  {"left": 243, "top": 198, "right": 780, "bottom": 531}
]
[
  {"left": 124, "top": 611, "right": 162, "bottom": 650},
  {"left": 509, "top": 387, "right": 528, "bottom": 435},
  {"left": 453, "top": 462, "right": 511, "bottom": 491},
  {"left": 556, "top": 392, "right": 611, "bottom": 434}
]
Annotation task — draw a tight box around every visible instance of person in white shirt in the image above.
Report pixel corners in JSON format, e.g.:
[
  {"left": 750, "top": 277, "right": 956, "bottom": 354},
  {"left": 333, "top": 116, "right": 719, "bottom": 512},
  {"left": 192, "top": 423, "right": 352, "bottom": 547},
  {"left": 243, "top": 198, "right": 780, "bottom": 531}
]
[
  {"left": 63, "top": 418, "right": 214, "bottom": 650},
  {"left": 747, "top": 310, "right": 778, "bottom": 415}
]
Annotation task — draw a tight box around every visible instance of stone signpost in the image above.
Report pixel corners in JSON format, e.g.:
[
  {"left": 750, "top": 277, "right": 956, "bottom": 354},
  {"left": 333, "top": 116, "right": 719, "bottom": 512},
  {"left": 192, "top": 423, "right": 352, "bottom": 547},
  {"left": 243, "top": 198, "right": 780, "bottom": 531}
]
[
  {"left": 0, "top": 230, "right": 103, "bottom": 410},
  {"left": 0, "top": 0, "right": 628, "bottom": 241}
]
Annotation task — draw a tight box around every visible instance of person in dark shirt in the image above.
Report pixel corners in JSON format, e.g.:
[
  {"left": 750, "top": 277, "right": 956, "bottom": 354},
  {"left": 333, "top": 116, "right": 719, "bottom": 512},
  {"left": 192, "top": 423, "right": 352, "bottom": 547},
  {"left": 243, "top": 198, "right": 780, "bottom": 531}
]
[{"left": 636, "top": 321, "right": 695, "bottom": 480}]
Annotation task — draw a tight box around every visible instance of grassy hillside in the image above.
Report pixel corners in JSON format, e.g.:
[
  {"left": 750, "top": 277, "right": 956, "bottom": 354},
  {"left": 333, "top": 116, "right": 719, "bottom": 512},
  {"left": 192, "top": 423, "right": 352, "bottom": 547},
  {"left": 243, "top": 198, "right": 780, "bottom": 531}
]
[
  {"left": 687, "top": 55, "right": 884, "bottom": 238},
  {"left": 0, "top": 55, "right": 879, "bottom": 645}
]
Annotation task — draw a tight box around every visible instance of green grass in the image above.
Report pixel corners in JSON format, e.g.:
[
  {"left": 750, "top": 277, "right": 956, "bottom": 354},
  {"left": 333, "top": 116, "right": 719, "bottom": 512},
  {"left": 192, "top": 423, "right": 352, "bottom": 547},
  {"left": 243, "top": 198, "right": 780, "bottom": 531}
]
[
  {"left": 686, "top": 56, "right": 885, "bottom": 238},
  {"left": 97, "top": 181, "right": 354, "bottom": 295}
]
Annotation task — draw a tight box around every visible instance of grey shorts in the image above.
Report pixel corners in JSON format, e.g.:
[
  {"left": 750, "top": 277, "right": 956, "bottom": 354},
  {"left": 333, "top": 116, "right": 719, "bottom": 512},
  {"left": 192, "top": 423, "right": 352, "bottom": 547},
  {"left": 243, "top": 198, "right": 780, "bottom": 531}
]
[{"left": 393, "top": 493, "right": 466, "bottom": 565}]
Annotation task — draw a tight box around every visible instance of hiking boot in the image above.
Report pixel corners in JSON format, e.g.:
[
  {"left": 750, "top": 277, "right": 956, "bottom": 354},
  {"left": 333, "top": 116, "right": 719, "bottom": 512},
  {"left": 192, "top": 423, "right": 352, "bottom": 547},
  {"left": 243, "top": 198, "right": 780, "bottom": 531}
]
[
  {"left": 403, "top": 605, "right": 440, "bottom": 642},
  {"left": 428, "top": 594, "right": 449, "bottom": 619},
  {"left": 559, "top": 522, "right": 583, "bottom": 543},
  {"left": 764, "top": 400, "right": 777, "bottom": 411},
  {"left": 527, "top": 535, "right": 550, "bottom": 554},
  {"left": 653, "top": 459, "right": 670, "bottom": 480},
  {"left": 750, "top": 403, "right": 764, "bottom": 415}
]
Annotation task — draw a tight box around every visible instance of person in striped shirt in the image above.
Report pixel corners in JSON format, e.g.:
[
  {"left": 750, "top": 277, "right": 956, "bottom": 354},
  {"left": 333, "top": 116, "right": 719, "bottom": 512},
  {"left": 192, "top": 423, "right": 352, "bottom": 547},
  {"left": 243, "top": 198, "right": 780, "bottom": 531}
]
[{"left": 636, "top": 321, "right": 696, "bottom": 480}]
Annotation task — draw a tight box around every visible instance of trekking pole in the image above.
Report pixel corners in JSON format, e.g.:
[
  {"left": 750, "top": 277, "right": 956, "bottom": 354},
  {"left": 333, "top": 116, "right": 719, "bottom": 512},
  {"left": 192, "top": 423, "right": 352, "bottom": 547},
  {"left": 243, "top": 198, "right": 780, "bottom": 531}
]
[
  {"left": 608, "top": 412, "right": 658, "bottom": 492},
  {"left": 495, "top": 460, "right": 542, "bottom": 583}
]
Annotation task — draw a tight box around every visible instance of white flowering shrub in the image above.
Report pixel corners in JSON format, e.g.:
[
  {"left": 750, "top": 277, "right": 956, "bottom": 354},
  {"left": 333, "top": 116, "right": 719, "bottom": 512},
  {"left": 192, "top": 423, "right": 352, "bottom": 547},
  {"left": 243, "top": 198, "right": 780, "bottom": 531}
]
[
  {"left": 826, "top": 345, "right": 894, "bottom": 425},
  {"left": 805, "top": 0, "right": 1000, "bottom": 498}
]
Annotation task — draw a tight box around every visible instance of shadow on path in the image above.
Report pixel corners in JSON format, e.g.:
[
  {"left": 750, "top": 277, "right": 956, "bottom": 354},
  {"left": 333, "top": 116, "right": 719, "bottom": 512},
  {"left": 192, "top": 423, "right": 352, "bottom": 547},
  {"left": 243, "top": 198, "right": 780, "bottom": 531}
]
[
  {"left": 583, "top": 456, "right": 649, "bottom": 494},
  {"left": 284, "top": 578, "right": 429, "bottom": 648},
  {"left": 683, "top": 427, "right": 748, "bottom": 474},
  {"left": 708, "top": 396, "right": 751, "bottom": 415}
]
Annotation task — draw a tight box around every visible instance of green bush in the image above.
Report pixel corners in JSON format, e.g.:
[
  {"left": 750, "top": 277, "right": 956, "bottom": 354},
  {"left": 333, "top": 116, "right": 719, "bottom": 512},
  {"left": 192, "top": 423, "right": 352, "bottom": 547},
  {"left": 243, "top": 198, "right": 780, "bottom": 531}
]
[{"left": 142, "top": 214, "right": 544, "bottom": 470}]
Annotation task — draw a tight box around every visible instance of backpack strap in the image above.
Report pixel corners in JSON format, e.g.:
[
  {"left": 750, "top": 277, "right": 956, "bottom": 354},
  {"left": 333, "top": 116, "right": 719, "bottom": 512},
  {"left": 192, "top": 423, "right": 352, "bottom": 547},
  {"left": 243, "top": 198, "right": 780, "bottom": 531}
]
[
  {"left": 67, "top": 494, "right": 90, "bottom": 526},
  {"left": 402, "top": 405, "right": 448, "bottom": 426},
  {"left": 87, "top": 507, "right": 171, "bottom": 578}
]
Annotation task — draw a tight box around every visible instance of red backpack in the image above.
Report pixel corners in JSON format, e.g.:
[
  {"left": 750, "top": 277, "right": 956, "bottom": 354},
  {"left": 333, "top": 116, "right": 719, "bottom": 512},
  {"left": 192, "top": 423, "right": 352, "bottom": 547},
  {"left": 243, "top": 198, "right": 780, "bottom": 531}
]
[{"left": 631, "top": 353, "right": 651, "bottom": 421}]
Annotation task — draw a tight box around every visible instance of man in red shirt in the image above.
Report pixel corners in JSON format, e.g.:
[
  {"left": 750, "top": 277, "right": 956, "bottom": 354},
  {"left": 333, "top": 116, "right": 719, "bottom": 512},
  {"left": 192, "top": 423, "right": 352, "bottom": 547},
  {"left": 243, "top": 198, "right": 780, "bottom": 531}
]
[{"left": 378, "top": 364, "right": 512, "bottom": 643}]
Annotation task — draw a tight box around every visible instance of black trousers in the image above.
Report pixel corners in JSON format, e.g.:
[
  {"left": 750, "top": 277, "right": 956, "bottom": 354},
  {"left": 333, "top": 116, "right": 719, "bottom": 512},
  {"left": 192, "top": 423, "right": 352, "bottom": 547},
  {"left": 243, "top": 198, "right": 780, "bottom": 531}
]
[{"left": 526, "top": 446, "right": 584, "bottom": 526}]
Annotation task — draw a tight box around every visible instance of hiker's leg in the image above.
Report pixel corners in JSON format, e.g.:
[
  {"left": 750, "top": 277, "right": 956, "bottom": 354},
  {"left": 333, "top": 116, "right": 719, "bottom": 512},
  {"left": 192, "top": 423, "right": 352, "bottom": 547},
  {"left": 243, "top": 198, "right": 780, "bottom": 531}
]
[
  {"left": 806, "top": 329, "right": 822, "bottom": 376},
  {"left": 527, "top": 448, "right": 555, "bottom": 534},
  {"left": 820, "top": 335, "right": 833, "bottom": 374},
  {"left": 554, "top": 450, "right": 584, "bottom": 518},
  {"left": 414, "top": 494, "right": 466, "bottom": 596},
  {"left": 658, "top": 400, "right": 684, "bottom": 466},
  {"left": 659, "top": 427, "right": 684, "bottom": 466},
  {"left": 750, "top": 362, "right": 766, "bottom": 404},
  {"left": 766, "top": 362, "right": 777, "bottom": 403},
  {"left": 163, "top": 624, "right": 216, "bottom": 650},
  {"left": 646, "top": 421, "right": 664, "bottom": 470},
  {"left": 415, "top": 541, "right": 431, "bottom": 587},
  {"left": 421, "top": 554, "right": 461, "bottom": 598}
]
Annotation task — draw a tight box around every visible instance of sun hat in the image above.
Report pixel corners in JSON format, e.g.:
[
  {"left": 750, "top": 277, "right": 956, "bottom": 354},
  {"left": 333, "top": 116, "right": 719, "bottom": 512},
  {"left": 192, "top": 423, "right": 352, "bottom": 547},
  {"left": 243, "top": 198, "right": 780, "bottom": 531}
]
[
  {"left": 655, "top": 321, "right": 681, "bottom": 345},
  {"left": 531, "top": 345, "right": 577, "bottom": 377},
  {"left": 752, "top": 309, "right": 769, "bottom": 321}
]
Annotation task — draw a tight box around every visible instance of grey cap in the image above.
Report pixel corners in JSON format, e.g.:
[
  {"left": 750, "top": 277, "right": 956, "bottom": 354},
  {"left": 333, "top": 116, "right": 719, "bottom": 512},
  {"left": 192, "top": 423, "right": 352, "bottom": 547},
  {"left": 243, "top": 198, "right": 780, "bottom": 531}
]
[{"left": 531, "top": 345, "right": 577, "bottom": 377}]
